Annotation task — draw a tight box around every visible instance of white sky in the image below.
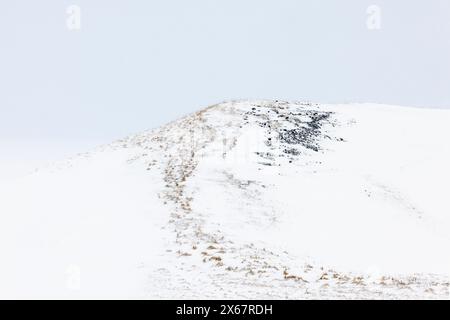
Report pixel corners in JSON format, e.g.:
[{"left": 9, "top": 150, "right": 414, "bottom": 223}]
[{"left": 1, "top": 0, "right": 450, "bottom": 178}]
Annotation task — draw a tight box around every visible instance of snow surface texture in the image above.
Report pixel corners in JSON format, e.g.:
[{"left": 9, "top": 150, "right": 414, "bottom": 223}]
[{"left": 0, "top": 100, "right": 449, "bottom": 299}]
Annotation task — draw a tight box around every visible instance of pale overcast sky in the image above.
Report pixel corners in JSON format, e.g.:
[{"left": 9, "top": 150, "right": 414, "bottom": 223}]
[{"left": 1, "top": 0, "right": 450, "bottom": 176}]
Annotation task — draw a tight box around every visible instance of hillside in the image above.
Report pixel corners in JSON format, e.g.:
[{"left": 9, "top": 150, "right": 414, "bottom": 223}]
[{"left": 0, "top": 100, "right": 449, "bottom": 299}]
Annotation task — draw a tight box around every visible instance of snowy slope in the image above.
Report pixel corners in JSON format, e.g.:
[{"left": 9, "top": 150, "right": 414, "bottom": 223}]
[{"left": 0, "top": 100, "right": 449, "bottom": 299}]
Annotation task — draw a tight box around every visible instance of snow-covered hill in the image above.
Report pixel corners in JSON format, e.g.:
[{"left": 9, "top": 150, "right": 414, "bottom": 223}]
[{"left": 1, "top": 100, "right": 449, "bottom": 299}]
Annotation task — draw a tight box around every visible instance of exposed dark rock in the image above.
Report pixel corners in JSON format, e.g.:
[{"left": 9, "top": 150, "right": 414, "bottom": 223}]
[{"left": 244, "top": 102, "right": 335, "bottom": 162}]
